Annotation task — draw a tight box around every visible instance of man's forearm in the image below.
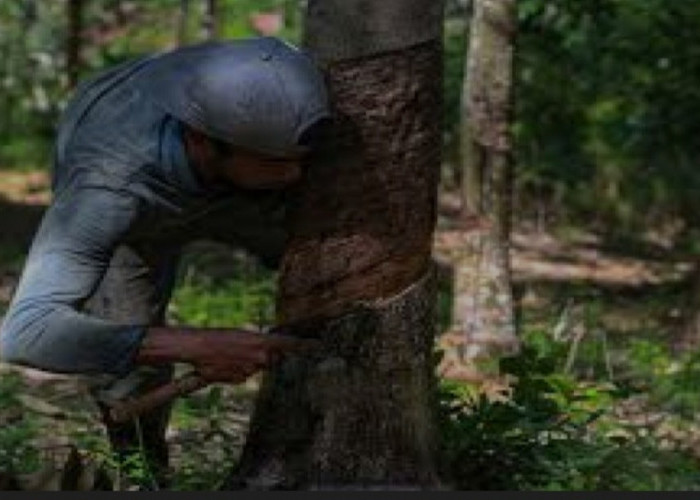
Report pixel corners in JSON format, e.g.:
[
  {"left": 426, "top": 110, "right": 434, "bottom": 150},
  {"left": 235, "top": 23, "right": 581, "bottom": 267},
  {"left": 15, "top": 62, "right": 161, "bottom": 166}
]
[
  {"left": 135, "top": 326, "right": 234, "bottom": 366},
  {"left": 133, "top": 326, "right": 305, "bottom": 382}
]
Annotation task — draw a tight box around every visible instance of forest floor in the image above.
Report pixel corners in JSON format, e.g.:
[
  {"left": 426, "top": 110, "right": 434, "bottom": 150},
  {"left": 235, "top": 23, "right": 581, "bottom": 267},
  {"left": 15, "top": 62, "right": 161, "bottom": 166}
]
[{"left": 1, "top": 170, "right": 698, "bottom": 489}]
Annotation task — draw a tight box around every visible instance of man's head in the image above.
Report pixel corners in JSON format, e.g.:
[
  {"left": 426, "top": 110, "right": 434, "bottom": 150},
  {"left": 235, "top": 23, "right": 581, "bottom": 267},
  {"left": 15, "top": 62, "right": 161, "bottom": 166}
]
[{"left": 139, "top": 37, "right": 331, "bottom": 189}]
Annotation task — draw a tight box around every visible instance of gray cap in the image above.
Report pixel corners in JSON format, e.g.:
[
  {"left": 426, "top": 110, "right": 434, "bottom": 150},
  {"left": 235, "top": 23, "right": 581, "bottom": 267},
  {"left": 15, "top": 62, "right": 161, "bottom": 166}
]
[{"left": 135, "top": 37, "right": 330, "bottom": 156}]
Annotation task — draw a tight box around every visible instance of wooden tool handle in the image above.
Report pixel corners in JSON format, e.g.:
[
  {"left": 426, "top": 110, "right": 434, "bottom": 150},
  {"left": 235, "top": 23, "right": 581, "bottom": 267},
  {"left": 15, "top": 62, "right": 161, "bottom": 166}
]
[
  {"left": 107, "top": 327, "right": 326, "bottom": 423},
  {"left": 109, "top": 373, "right": 207, "bottom": 423}
]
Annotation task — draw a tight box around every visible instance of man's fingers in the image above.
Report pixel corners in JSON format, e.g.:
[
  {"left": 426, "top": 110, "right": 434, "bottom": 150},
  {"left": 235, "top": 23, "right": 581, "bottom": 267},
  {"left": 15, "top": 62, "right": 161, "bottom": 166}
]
[
  {"left": 197, "top": 362, "right": 259, "bottom": 383},
  {"left": 239, "top": 334, "right": 320, "bottom": 356},
  {"left": 193, "top": 332, "right": 321, "bottom": 383},
  {"left": 264, "top": 335, "right": 321, "bottom": 353},
  {"left": 228, "top": 342, "right": 303, "bottom": 369},
  {"left": 225, "top": 332, "right": 304, "bottom": 350},
  {"left": 265, "top": 349, "right": 284, "bottom": 365},
  {"left": 227, "top": 329, "right": 321, "bottom": 355},
  {"left": 237, "top": 344, "right": 282, "bottom": 364}
]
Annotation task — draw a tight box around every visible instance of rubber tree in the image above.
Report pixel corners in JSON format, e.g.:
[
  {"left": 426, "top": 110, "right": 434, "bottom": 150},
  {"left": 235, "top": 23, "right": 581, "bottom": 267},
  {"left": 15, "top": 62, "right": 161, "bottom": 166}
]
[
  {"left": 176, "top": 0, "right": 189, "bottom": 46},
  {"left": 229, "top": 0, "right": 445, "bottom": 489},
  {"left": 201, "top": 0, "right": 218, "bottom": 41},
  {"left": 66, "top": 0, "right": 84, "bottom": 88},
  {"left": 675, "top": 262, "right": 700, "bottom": 355},
  {"left": 438, "top": 0, "right": 519, "bottom": 381}
]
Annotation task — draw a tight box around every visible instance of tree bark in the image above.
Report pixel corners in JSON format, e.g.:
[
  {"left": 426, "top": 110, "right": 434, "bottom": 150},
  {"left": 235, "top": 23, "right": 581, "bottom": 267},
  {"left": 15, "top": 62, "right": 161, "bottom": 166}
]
[
  {"left": 438, "top": 0, "right": 519, "bottom": 381},
  {"left": 66, "top": 0, "right": 84, "bottom": 88},
  {"left": 673, "top": 260, "right": 700, "bottom": 355},
  {"left": 229, "top": 0, "right": 445, "bottom": 489}
]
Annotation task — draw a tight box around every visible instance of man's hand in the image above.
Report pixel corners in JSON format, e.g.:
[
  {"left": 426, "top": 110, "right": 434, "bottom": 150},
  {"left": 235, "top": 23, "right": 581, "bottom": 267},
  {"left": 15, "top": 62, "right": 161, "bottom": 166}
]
[
  {"left": 113, "top": 325, "right": 321, "bottom": 422},
  {"left": 136, "top": 327, "right": 318, "bottom": 384},
  {"left": 187, "top": 330, "right": 284, "bottom": 383}
]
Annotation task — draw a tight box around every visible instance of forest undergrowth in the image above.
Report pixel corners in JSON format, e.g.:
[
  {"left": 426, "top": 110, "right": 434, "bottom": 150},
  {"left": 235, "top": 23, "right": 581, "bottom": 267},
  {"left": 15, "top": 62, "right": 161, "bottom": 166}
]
[{"left": 1, "top": 173, "right": 700, "bottom": 490}]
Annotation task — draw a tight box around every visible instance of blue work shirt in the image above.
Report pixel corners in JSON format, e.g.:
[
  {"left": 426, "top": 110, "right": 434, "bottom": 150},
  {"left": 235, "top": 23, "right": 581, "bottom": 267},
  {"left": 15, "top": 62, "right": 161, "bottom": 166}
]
[{"left": 0, "top": 38, "right": 329, "bottom": 376}]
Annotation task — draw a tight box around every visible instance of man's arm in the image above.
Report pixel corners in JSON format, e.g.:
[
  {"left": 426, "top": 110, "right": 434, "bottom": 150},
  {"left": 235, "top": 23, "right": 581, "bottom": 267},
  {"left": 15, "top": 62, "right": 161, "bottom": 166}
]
[
  {"left": 0, "top": 181, "right": 300, "bottom": 382},
  {"left": 0, "top": 184, "right": 146, "bottom": 375},
  {"left": 136, "top": 327, "right": 293, "bottom": 383}
]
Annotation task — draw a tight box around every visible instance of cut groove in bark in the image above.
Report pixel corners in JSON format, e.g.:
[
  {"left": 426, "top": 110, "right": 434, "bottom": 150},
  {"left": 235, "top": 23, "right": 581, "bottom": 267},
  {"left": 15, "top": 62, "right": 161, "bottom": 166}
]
[
  {"left": 229, "top": 34, "right": 444, "bottom": 489},
  {"left": 279, "top": 40, "right": 442, "bottom": 324}
]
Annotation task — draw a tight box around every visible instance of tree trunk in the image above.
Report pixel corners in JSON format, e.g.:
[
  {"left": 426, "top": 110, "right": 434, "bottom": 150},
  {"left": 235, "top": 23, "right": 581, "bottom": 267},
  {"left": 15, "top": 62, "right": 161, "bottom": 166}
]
[
  {"left": 176, "top": 0, "right": 190, "bottom": 46},
  {"left": 437, "top": 0, "right": 519, "bottom": 382},
  {"left": 673, "top": 260, "right": 700, "bottom": 355},
  {"left": 66, "top": 0, "right": 84, "bottom": 88},
  {"left": 229, "top": 0, "right": 445, "bottom": 489},
  {"left": 284, "top": 0, "right": 299, "bottom": 34},
  {"left": 201, "top": 0, "right": 218, "bottom": 41}
]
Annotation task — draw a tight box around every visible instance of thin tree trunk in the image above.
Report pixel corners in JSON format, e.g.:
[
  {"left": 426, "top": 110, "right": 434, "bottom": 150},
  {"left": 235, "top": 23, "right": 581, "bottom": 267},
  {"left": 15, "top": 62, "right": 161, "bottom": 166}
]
[
  {"left": 438, "top": 0, "right": 519, "bottom": 382},
  {"left": 176, "top": 0, "right": 190, "bottom": 46},
  {"left": 201, "top": 0, "right": 218, "bottom": 41},
  {"left": 674, "top": 261, "right": 700, "bottom": 355},
  {"left": 284, "top": 0, "right": 299, "bottom": 34},
  {"left": 66, "top": 0, "right": 84, "bottom": 88},
  {"left": 229, "top": 0, "right": 445, "bottom": 489},
  {"left": 460, "top": 0, "right": 480, "bottom": 218}
]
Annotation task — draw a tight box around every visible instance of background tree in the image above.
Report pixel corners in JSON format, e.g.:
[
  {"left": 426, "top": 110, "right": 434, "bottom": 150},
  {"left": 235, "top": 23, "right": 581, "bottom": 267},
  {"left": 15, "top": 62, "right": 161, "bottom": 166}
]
[
  {"left": 201, "top": 0, "right": 218, "bottom": 41},
  {"left": 438, "top": 0, "right": 519, "bottom": 381},
  {"left": 65, "top": 0, "right": 84, "bottom": 88},
  {"left": 176, "top": 0, "right": 190, "bottom": 46},
  {"left": 230, "top": 0, "right": 445, "bottom": 489}
]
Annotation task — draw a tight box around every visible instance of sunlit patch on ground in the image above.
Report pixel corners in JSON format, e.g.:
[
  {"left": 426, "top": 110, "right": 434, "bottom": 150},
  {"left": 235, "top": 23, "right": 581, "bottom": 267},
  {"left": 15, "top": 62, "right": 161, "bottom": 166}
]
[{"left": 0, "top": 171, "right": 50, "bottom": 205}]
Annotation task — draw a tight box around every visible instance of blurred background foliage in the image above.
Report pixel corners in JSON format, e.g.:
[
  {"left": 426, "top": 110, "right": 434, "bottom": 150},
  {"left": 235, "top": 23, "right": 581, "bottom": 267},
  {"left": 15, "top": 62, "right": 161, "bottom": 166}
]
[
  {"left": 514, "top": 0, "right": 700, "bottom": 240},
  {"left": 0, "top": 0, "right": 300, "bottom": 169},
  {"left": 444, "top": 0, "right": 700, "bottom": 241}
]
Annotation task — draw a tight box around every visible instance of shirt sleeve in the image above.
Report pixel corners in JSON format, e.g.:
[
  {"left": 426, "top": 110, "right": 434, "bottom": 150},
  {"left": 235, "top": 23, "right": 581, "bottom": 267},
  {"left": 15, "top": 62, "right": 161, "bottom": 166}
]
[{"left": 0, "top": 183, "right": 146, "bottom": 375}]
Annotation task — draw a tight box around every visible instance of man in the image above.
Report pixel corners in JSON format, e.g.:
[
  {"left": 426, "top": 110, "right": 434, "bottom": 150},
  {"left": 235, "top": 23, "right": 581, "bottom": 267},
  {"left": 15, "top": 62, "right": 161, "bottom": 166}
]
[{"left": 0, "top": 37, "right": 330, "bottom": 481}]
